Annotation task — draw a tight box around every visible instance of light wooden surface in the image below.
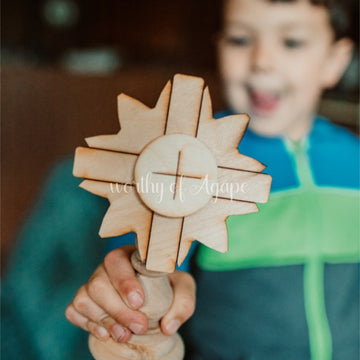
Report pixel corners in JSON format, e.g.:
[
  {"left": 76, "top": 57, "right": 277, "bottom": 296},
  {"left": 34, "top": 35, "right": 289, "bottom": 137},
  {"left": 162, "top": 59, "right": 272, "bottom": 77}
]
[
  {"left": 88, "top": 251, "right": 184, "bottom": 360},
  {"left": 73, "top": 73, "right": 272, "bottom": 273},
  {"left": 134, "top": 134, "right": 218, "bottom": 218},
  {"left": 73, "top": 73, "right": 272, "bottom": 359},
  {"left": 86, "top": 82, "right": 171, "bottom": 154},
  {"left": 165, "top": 76, "right": 204, "bottom": 136}
]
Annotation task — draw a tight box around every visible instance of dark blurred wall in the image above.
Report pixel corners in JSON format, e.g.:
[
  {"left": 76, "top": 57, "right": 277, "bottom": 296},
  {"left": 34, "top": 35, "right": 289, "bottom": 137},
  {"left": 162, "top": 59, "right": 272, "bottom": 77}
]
[{"left": 2, "top": 0, "right": 222, "bottom": 69}]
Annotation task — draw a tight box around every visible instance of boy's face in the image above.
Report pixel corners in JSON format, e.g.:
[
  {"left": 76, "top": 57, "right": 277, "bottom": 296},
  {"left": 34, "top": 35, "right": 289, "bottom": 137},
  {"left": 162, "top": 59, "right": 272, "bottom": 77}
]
[{"left": 218, "top": 0, "right": 350, "bottom": 139}]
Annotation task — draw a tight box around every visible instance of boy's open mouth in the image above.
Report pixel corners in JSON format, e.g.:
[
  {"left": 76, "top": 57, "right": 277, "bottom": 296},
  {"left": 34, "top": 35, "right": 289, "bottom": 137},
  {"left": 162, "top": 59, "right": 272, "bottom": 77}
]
[{"left": 248, "top": 88, "right": 281, "bottom": 116}]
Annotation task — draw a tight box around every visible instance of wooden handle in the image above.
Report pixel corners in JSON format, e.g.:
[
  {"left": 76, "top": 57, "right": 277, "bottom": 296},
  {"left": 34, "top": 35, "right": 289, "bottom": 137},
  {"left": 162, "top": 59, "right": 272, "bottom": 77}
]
[{"left": 88, "top": 250, "right": 184, "bottom": 360}]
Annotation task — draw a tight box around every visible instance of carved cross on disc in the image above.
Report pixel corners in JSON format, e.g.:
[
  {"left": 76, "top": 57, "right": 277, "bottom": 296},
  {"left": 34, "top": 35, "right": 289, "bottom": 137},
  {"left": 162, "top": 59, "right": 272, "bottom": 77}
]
[
  {"left": 135, "top": 134, "right": 218, "bottom": 217},
  {"left": 73, "top": 74, "right": 272, "bottom": 272},
  {"left": 154, "top": 149, "right": 203, "bottom": 201}
]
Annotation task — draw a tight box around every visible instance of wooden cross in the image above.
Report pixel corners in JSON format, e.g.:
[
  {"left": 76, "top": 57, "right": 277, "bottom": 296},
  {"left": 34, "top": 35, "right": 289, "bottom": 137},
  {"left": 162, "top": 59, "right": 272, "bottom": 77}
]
[
  {"left": 72, "top": 74, "right": 272, "bottom": 360},
  {"left": 73, "top": 74, "right": 272, "bottom": 273}
]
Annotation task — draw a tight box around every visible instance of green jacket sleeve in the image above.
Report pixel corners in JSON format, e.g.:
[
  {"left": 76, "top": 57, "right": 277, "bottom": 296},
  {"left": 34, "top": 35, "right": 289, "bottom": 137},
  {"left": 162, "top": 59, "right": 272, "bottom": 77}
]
[{"left": 2, "top": 158, "right": 107, "bottom": 360}]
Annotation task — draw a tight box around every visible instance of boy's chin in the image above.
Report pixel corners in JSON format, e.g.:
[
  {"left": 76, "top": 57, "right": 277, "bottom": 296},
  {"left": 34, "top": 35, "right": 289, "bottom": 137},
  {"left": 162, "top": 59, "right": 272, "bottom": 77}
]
[
  {"left": 248, "top": 118, "right": 286, "bottom": 138},
  {"left": 248, "top": 117, "right": 312, "bottom": 140}
]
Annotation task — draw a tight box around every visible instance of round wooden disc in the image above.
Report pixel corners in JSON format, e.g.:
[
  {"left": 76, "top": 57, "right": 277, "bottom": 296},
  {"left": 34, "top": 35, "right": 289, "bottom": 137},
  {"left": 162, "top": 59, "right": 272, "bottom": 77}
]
[{"left": 134, "top": 134, "right": 217, "bottom": 217}]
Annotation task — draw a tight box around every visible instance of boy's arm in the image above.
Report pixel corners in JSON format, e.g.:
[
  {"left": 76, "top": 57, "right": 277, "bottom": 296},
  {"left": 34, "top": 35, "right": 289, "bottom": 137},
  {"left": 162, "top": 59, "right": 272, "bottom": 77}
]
[
  {"left": 65, "top": 245, "right": 196, "bottom": 343},
  {"left": 2, "top": 159, "right": 107, "bottom": 360}
]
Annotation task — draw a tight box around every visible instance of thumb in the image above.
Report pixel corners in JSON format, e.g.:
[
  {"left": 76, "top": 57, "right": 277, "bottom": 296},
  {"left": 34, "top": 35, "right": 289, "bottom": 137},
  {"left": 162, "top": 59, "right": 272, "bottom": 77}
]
[{"left": 160, "top": 271, "right": 196, "bottom": 335}]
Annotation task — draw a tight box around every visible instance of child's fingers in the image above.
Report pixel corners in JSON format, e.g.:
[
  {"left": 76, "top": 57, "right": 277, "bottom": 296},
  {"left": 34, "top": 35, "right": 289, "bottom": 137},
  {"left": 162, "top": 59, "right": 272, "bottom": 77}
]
[
  {"left": 66, "top": 302, "right": 132, "bottom": 343},
  {"left": 68, "top": 285, "right": 132, "bottom": 343},
  {"left": 160, "top": 271, "right": 196, "bottom": 335},
  {"left": 65, "top": 304, "right": 110, "bottom": 342},
  {"left": 86, "top": 265, "right": 148, "bottom": 335},
  {"left": 65, "top": 304, "right": 108, "bottom": 339},
  {"left": 103, "top": 245, "right": 145, "bottom": 310}
]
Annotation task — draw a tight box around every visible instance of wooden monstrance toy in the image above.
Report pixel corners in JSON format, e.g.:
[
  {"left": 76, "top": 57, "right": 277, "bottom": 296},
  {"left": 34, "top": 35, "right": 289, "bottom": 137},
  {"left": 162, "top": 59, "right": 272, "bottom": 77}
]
[{"left": 73, "top": 74, "right": 272, "bottom": 359}]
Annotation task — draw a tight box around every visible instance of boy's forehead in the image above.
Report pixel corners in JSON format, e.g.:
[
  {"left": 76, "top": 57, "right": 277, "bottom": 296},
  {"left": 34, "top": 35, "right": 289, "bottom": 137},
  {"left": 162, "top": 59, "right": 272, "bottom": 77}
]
[{"left": 223, "top": 0, "right": 331, "bottom": 31}]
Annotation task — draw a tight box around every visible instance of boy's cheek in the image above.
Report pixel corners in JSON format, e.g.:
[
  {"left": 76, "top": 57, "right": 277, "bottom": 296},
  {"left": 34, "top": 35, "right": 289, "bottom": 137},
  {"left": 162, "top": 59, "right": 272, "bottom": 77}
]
[
  {"left": 218, "top": 50, "right": 250, "bottom": 82},
  {"left": 223, "top": 84, "right": 249, "bottom": 114},
  {"left": 285, "top": 58, "right": 325, "bottom": 91}
]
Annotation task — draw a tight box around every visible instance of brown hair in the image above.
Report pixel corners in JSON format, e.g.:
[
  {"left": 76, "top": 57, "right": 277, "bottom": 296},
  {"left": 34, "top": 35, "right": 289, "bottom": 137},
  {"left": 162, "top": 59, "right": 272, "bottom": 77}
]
[{"left": 267, "top": 0, "right": 358, "bottom": 42}]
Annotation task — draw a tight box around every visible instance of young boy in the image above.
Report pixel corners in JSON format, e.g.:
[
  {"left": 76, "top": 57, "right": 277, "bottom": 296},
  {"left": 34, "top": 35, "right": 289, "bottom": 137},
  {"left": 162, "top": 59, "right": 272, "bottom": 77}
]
[
  {"left": 66, "top": 1, "right": 359, "bottom": 358},
  {"left": 0, "top": 0, "right": 349, "bottom": 359}
]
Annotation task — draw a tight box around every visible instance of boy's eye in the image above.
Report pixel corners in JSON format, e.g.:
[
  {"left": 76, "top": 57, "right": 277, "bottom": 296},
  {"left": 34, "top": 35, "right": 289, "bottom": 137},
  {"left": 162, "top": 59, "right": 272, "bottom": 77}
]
[
  {"left": 224, "top": 36, "right": 251, "bottom": 47},
  {"left": 284, "top": 38, "right": 305, "bottom": 48}
]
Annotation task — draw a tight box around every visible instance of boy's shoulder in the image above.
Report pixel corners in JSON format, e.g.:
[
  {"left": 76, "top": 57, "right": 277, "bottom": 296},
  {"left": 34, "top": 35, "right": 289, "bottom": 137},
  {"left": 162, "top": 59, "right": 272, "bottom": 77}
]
[
  {"left": 310, "top": 117, "right": 359, "bottom": 188},
  {"left": 312, "top": 116, "right": 359, "bottom": 145},
  {"left": 311, "top": 116, "right": 359, "bottom": 159}
]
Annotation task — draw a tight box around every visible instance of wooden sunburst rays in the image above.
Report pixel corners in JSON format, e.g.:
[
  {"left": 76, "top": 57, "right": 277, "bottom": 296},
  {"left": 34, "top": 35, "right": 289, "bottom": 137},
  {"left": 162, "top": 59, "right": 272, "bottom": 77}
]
[{"left": 73, "top": 74, "right": 272, "bottom": 273}]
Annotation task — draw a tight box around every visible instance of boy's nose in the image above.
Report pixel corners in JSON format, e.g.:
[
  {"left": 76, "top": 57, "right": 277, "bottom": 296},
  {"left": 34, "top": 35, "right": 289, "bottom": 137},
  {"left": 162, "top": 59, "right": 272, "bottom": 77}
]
[{"left": 251, "top": 41, "right": 275, "bottom": 73}]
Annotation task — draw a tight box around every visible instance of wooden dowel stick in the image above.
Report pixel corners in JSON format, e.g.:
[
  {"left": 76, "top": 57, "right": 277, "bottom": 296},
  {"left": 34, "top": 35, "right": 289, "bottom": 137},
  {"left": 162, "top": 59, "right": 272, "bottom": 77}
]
[{"left": 88, "top": 251, "right": 184, "bottom": 360}]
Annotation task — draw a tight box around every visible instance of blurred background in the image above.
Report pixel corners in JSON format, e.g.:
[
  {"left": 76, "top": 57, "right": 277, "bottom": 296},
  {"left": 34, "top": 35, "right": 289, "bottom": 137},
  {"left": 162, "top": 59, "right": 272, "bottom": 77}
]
[{"left": 1, "top": 0, "right": 359, "bottom": 272}]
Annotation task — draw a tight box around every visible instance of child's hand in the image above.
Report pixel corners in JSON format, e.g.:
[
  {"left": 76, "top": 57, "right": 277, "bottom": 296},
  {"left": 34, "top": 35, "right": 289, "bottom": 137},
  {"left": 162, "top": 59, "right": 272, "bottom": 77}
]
[{"left": 65, "top": 245, "right": 196, "bottom": 343}]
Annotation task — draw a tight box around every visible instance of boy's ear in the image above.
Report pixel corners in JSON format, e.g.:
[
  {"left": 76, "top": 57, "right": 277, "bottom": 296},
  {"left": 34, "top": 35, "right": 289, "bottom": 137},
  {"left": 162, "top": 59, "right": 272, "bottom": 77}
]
[{"left": 321, "top": 38, "right": 354, "bottom": 89}]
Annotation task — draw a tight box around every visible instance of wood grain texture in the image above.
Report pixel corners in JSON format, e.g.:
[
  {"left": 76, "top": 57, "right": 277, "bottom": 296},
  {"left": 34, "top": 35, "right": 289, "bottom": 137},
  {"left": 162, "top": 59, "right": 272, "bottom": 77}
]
[
  {"left": 197, "top": 87, "right": 266, "bottom": 171},
  {"left": 165, "top": 74, "right": 204, "bottom": 136},
  {"left": 134, "top": 134, "right": 217, "bottom": 218},
  {"left": 217, "top": 167, "right": 272, "bottom": 203},
  {"left": 88, "top": 251, "right": 184, "bottom": 360},
  {"left": 73, "top": 73, "right": 272, "bottom": 274},
  {"left": 177, "top": 197, "right": 258, "bottom": 265},
  {"left": 146, "top": 215, "right": 184, "bottom": 273},
  {"left": 72, "top": 73, "right": 273, "bottom": 359},
  {"left": 73, "top": 147, "right": 136, "bottom": 184},
  {"left": 79, "top": 181, "right": 152, "bottom": 261},
  {"left": 86, "top": 81, "right": 171, "bottom": 153}
]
